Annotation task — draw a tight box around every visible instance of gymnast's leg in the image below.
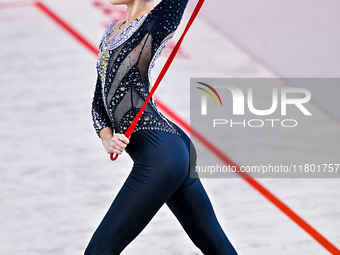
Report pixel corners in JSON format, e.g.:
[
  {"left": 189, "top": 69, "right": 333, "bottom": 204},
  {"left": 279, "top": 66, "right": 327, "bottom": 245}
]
[
  {"left": 167, "top": 124, "right": 238, "bottom": 255},
  {"left": 84, "top": 130, "right": 189, "bottom": 255},
  {"left": 166, "top": 177, "right": 238, "bottom": 255}
]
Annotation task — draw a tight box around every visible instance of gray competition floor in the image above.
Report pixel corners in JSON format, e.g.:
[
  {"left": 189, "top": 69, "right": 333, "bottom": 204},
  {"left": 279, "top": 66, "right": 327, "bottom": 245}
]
[{"left": 0, "top": 0, "right": 339, "bottom": 254}]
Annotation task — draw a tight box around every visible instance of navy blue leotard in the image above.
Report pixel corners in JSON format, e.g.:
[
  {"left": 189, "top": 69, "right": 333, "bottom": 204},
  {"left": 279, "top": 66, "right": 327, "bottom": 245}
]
[{"left": 87, "top": 0, "right": 238, "bottom": 254}]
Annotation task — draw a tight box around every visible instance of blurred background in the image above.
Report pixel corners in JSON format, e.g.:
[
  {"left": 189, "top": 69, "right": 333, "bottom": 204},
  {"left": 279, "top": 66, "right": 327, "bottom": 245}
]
[
  {"left": 1, "top": 0, "right": 339, "bottom": 254},
  {"left": 187, "top": 0, "right": 340, "bottom": 122}
]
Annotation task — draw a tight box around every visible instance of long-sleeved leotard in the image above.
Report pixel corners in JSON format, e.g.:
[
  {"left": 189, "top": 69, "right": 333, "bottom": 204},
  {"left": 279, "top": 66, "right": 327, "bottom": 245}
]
[
  {"left": 87, "top": 1, "right": 238, "bottom": 254},
  {"left": 92, "top": 0, "right": 189, "bottom": 137}
]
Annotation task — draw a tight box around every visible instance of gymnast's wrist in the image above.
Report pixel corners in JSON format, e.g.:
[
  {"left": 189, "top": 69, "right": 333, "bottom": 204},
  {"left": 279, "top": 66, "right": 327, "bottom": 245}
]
[{"left": 99, "top": 127, "right": 114, "bottom": 146}]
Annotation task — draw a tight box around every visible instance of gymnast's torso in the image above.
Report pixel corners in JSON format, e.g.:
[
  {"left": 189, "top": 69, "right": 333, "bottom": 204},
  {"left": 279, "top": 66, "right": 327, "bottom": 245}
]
[{"left": 91, "top": 0, "right": 189, "bottom": 139}]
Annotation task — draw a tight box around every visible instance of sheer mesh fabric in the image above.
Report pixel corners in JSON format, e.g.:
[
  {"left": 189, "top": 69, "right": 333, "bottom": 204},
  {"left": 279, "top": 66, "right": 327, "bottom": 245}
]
[
  {"left": 106, "top": 31, "right": 154, "bottom": 130},
  {"left": 92, "top": 0, "right": 189, "bottom": 137}
]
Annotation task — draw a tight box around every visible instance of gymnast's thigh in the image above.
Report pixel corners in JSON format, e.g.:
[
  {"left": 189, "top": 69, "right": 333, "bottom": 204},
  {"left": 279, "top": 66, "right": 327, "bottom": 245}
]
[
  {"left": 166, "top": 178, "right": 238, "bottom": 255},
  {"left": 85, "top": 130, "right": 189, "bottom": 255},
  {"left": 166, "top": 125, "right": 238, "bottom": 254},
  {"left": 85, "top": 166, "right": 184, "bottom": 254}
]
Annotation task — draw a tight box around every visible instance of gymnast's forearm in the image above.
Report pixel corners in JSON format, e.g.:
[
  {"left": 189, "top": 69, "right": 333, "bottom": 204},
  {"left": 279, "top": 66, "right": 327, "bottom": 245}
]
[
  {"left": 99, "top": 127, "right": 114, "bottom": 148},
  {"left": 99, "top": 127, "right": 130, "bottom": 155}
]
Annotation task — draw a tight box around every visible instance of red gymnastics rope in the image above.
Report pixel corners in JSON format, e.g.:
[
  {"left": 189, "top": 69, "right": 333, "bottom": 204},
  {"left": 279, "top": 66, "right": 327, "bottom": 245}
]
[{"left": 111, "top": 0, "right": 205, "bottom": 161}]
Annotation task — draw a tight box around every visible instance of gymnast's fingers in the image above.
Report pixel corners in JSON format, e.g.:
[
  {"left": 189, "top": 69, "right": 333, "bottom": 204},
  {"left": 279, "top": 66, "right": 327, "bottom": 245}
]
[{"left": 115, "top": 133, "right": 130, "bottom": 145}]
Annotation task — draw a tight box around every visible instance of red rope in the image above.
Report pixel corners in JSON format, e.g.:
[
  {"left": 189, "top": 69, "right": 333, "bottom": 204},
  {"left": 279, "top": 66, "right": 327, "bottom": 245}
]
[{"left": 111, "top": 0, "right": 205, "bottom": 160}]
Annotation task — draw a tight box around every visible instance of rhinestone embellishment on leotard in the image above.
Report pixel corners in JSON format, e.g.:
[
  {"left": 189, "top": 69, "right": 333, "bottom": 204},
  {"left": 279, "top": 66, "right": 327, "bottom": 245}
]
[
  {"left": 92, "top": 0, "right": 189, "bottom": 137},
  {"left": 97, "top": 14, "right": 149, "bottom": 87},
  {"left": 120, "top": 108, "right": 179, "bottom": 135}
]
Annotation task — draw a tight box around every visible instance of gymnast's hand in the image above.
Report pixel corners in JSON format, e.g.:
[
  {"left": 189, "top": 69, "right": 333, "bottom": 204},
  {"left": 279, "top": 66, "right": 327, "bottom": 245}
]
[
  {"left": 106, "top": 133, "right": 130, "bottom": 155},
  {"left": 100, "top": 127, "right": 130, "bottom": 155}
]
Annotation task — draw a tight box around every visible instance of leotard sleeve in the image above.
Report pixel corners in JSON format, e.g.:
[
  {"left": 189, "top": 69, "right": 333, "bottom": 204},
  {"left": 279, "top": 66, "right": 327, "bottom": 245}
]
[
  {"left": 147, "top": 0, "right": 189, "bottom": 53},
  {"left": 91, "top": 1, "right": 189, "bottom": 137},
  {"left": 91, "top": 74, "right": 113, "bottom": 137}
]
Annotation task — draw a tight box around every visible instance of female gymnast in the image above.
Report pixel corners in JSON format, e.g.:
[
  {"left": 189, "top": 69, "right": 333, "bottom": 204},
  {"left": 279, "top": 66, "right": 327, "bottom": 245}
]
[{"left": 85, "top": 0, "right": 238, "bottom": 254}]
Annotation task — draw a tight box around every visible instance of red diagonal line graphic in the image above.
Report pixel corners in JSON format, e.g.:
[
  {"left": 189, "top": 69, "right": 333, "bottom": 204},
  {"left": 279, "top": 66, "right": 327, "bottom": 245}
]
[
  {"left": 35, "top": 1, "right": 98, "bottom": 55},
  {"left": 155, "top": 99, "right": 340, "bottom": 255},
  {"left": 3, "top": 1, "right": 338, "bottom": 254}
]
